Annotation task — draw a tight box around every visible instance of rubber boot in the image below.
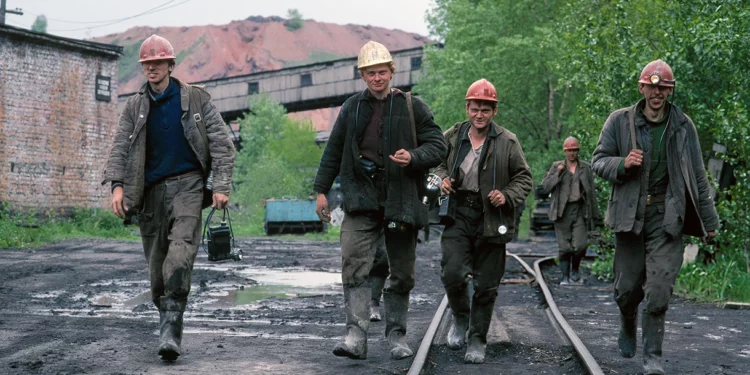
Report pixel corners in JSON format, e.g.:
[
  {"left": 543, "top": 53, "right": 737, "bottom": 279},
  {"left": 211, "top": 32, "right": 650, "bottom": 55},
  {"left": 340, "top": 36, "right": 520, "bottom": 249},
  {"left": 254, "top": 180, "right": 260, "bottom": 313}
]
[
  {"left": 465, "top": 297, "right": 493, "bottom": 364},
  {"left": 369, "top": 276, "right": 386, "bottom": 322},
  {"left": 618, "top": 312, "right": 637, "bottom": 358},
  {"left": 333, "top": 287, "right": 369, "bottom": 359},
  {"left": 446, "top": 286, "right": 470, "bottom": 350},
  {"left": 571, "top": 254, "right": 583, "bottom": 283},
  {"left": 642, "top": 312, "right": 666, "bottom": 375},
  {"left": 383, "top": 292, "right": 413, "bottom": 360},
  {"left": 158, "top": 297, "right": 185, "bottom": 361},
  {"left": 559, "top": 260, "right": 571, "bottom": 285}
]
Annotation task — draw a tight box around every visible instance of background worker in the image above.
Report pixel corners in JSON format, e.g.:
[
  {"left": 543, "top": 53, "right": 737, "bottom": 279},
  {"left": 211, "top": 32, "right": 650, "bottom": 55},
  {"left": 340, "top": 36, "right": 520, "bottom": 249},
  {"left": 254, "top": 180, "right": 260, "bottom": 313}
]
[
  {"left": 542, "top": 136, "right": 600, "bottom": 285},
  {"left": 435, "top": 79, "right": 533, "bottom": 364}
]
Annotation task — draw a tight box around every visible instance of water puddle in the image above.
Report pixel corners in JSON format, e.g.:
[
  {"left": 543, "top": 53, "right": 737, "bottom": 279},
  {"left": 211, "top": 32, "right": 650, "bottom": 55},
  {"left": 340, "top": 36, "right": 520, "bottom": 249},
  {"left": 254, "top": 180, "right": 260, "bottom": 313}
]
[{"left": 193, "top": 265, "right": 341, "bottom": 308}]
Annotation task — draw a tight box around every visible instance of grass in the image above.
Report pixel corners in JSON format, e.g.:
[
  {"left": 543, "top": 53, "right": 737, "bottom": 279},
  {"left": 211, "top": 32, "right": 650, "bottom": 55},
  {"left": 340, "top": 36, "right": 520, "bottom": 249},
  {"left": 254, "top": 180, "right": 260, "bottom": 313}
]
[
  {"left": 0, "top": 207, "right": 138, "bottom": 250},
  {"left": 589, "top": 243, "right": 750, "bottom": 303}
]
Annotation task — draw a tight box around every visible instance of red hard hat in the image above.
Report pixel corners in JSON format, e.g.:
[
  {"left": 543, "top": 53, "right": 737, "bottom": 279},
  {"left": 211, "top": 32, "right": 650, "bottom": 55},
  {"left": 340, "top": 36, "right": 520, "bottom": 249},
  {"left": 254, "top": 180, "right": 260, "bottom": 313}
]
[
  {"left": 465, "top": 79, "right": 498, "bottom": 103},
  {"left": 138, "top": 34, "right": 176, "bottom": 63},
  {"left": 638, "top": 59, "right": 675, "bottom": 87}
]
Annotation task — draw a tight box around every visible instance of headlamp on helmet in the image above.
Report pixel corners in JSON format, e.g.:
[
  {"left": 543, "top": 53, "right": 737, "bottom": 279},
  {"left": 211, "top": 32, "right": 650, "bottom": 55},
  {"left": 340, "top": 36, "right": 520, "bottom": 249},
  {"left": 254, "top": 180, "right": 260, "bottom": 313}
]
[{"left": 647, "top": 72, "right": 675, "bottom": 87}]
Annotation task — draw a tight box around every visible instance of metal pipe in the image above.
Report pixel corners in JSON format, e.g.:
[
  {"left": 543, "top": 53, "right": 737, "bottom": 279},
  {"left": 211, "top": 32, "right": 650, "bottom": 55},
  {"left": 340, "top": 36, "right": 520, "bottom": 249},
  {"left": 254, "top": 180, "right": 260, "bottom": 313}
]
[{"left": 406, "top": 294, "right": 448, "bottom": 375}]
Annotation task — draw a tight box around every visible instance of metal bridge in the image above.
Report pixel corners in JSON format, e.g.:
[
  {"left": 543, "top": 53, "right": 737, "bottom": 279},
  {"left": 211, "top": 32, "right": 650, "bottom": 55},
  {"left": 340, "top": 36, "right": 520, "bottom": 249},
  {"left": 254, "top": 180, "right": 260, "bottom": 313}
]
[{"left": 118, "top": 46, "right": 427, "bottom": 120}]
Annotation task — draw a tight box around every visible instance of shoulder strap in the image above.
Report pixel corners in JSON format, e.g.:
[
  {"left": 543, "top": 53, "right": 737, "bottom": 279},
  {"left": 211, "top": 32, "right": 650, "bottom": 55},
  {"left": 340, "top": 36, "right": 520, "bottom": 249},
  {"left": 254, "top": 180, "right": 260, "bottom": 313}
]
[
  {"left": 405, "top": 91, "right": 417, "bottom": 149},
  {"left": 629, "top": 104, "right": 638, "bottom": 151},
  {"left": 190, "top": 85, "right": 210, "bottom": 155}
]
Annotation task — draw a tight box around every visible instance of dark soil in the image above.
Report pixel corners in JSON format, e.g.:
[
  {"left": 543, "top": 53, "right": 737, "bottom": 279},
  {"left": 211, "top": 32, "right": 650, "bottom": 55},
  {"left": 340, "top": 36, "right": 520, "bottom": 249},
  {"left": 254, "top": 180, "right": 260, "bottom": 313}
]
[{"left": 0, "top": 234, "right": 746, "bottom": 374}]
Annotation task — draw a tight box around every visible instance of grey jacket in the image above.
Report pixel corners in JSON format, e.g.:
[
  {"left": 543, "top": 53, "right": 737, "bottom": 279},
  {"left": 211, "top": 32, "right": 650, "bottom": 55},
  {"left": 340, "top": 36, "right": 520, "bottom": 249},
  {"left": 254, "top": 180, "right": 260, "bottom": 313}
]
[
  {"left": 591, "top": 100, "right": 719, "bottom": 237},
  {"left": 313, "top": 89, "right": 446, "bottom": 227},
  {"left": 102, "top": 77, "right": 235, "bottom": 212},
  {"left": 435, "top": 121, "right": 533, "bottom": 242},
  {"left": 542, "top": 159, "right": 600, "bottom": 223}
]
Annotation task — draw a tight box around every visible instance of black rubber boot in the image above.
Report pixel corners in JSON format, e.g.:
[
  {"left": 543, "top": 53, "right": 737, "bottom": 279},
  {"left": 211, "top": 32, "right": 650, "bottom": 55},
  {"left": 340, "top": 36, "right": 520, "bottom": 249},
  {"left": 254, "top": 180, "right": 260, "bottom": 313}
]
[
  {"left": 571, "top": 254, "right": 583, "bottom": 283},
  {"left": 642, "top": 312, "right": 666, "bottom": 375},
  {"left": 465, "top": 297, "right": 493, "bottom": 364},
  {"left": 368, "top": 276, "right": 386, "bottom": 322},
  {"left": 559, "top": 260, "right": 571, "bottom": 285},
  {"left": 158, "top": 297, "right": 185, "bottom": 361},
  {"left": 333, "top": 287, "right": 369, "bottom": 360},
  {"left": 383, "top": 291, "right": 413, "bottom": 360},
  {"left": 446, "top": 286, "right": 470, "bottom": 350},
  {"left": 618, "top": 312, "right": 637, "bottom": 358}
]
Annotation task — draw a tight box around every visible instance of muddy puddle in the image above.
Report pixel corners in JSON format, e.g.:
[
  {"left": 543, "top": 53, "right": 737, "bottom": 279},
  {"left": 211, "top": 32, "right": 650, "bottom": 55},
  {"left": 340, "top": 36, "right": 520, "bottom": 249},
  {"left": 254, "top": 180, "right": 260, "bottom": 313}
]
[{"left": 30, "top": 265, "right": 342, "bottom": 320}]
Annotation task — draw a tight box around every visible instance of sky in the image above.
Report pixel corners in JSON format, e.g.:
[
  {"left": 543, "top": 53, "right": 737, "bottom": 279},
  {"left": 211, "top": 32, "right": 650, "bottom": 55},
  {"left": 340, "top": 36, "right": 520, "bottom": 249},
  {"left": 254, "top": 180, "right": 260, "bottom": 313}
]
[{"left": 5, "top": 0, "right": 434, "bottom": 40}]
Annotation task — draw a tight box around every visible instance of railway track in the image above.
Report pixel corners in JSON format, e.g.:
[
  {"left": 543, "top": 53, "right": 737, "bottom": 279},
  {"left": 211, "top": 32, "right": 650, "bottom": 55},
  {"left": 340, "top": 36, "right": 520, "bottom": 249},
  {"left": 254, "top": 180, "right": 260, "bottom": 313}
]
[{"left": 408, "top": 253, "right": 604, "bottom": 375}]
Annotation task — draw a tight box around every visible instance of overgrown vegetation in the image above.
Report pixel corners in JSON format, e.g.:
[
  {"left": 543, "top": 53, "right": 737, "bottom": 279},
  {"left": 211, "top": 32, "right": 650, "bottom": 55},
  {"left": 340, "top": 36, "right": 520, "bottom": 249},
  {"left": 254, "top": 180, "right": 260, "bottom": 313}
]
[
  {"left": 285, "top": 9, "right": 304, "bottom": 31},
  {"left": 421, "top": 0, "right": 750, "bottom": 302},
  {"left": 229, "top": 95, "right": 337, "bottom": 240},
  {"left": 0, "top": 203, "right": 137, "bottom": 249}
]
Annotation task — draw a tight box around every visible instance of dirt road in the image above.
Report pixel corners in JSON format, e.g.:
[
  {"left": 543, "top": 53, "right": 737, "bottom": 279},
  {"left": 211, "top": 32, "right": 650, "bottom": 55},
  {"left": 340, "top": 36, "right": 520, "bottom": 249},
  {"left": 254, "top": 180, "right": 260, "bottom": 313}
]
[{"left": 0, "top": 235, "right": 747, "bottom": 374}]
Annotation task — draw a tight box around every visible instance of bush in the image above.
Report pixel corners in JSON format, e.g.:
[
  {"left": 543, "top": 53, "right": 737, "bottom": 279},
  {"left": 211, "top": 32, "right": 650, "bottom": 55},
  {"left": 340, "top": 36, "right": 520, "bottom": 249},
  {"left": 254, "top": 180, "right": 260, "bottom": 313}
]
[{"left": 285, "top": 9, "right": 304, "bottom": 31}]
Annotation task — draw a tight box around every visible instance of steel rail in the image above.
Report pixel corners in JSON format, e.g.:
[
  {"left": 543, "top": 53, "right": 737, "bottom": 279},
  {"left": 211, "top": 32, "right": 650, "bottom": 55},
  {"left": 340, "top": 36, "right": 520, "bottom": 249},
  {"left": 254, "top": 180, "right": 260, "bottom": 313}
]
[
  {"left": 533, "top": 256, "right": 604, "bottom": 375},
  {"left": 406, "top": 294, "right": 448, "bottom": 375}
]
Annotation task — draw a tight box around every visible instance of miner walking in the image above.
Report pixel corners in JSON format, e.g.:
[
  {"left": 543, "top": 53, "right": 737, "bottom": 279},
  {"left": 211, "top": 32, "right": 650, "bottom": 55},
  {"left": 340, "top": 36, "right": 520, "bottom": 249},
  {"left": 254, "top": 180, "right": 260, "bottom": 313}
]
[
  {"left": 103, "top": 35, "right": 235, "bottom": 361},
  {"left": 313, "top": 41, "right": 446, "bottom": 360},
  {"left": 542, "top": 136, "right": 601, "bottom": 285},
  {"left": 435, "top": 79, "right": 533, "bottom": 364},
  {"left": 591, "top": 59, "right": 719, "bottom": 374}
]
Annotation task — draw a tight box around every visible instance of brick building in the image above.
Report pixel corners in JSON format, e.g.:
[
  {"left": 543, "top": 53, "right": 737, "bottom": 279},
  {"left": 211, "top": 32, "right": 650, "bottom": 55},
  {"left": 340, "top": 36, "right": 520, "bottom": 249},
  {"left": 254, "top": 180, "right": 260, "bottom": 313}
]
[{"left": 0, "top": 25, "right": 122, "bottom": 212}]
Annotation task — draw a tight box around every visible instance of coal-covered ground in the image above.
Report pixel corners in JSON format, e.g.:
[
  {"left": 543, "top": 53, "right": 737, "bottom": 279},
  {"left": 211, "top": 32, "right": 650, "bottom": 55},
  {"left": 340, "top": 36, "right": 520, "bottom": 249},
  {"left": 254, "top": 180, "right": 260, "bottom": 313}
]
[{"left": 0, "top": 232, "right": 747, "bottom": 374}]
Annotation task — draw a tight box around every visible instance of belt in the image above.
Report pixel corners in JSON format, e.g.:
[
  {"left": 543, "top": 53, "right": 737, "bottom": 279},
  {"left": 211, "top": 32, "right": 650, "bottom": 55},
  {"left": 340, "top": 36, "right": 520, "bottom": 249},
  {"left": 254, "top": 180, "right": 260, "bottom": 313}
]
[
  {"left": 455, "top": 190, "right": 483, "bottom": 209},
  {"left": 646, "top": 194, "right": 666, "bottom": 206},
  {"left": 160, "top": 170, "right": 203, "bottom": 183}
]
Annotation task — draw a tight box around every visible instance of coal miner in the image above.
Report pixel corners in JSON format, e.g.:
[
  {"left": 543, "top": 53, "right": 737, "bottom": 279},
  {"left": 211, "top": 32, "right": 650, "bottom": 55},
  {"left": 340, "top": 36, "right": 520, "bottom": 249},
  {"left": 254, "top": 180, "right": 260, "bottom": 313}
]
[
  {"left": 592, "top": 59, "right": 719, "bottom": 375},
  {"left": 313, "top": 41, "right": 446, "bottom": 360},
  {"left": 542, "top": 136, "right": 601, "bottom": 285},
  {"left": 435, "top": 79, "right": 533, "bottom": 364},
  {"left": 103, "top": 35, "right": 235, "bottom": 361}
]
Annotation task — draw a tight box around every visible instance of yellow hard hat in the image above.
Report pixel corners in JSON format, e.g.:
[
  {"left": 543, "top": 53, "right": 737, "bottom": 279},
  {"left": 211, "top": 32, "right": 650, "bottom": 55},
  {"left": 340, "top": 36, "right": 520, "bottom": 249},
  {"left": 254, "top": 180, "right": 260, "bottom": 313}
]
[{"left": 357, "top": 41, "right": 393, "bottom": 69}]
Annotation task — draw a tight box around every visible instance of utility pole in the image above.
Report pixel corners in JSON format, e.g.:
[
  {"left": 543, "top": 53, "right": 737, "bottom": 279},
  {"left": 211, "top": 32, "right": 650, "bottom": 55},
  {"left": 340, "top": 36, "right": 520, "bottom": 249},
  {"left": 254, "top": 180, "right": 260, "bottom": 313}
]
[{"left": 0, "top": 0, "right": 24, "bottom": 26}]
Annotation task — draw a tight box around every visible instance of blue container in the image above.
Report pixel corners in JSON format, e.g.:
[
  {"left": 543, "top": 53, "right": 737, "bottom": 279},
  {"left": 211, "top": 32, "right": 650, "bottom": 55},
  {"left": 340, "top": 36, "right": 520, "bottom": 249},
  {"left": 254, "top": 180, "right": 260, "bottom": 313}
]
[{"left": 264, "top": 197, "right": 324, "bottom": 235}]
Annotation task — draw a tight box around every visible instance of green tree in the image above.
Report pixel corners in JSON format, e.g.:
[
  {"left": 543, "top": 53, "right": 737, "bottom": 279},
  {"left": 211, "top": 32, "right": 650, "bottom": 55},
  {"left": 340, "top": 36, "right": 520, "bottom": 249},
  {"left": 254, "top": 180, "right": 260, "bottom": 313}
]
[
  {"left": 555, "top": 0, "right": 750, "bottom": 300},
  {"left": 419, "top": 0, "right": 575, "bottom": 181},
  {"left": 285, "top": 9, "right": 304, "bottom": 31},
  {"left": 232, "top": 95, "right": 323, "bottom": 232},
  {"left": 31, "top": 15, "right": 47, "bottom": 33}
]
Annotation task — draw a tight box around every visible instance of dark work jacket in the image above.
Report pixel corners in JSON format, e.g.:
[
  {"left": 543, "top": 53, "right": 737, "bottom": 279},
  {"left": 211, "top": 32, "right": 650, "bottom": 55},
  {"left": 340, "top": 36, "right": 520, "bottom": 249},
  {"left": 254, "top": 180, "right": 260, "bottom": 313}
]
[
  {"left": 313, "top": 89, "right": 447, "bottom": 227},
  {"left": 542, "top": 159, "right": 600, "bottom": 223},
  {"left": 591, "top": 99, "right": 719, "bottom": 237},
  {"left": 434, "top": 121, "right": 533, "bottom": 243}
]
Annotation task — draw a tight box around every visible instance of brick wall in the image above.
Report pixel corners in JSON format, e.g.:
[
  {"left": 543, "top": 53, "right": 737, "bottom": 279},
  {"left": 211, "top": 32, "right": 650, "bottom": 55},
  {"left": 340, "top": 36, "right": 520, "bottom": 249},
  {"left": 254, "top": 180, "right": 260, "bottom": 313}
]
[{"left": 0, "top": 33, "right": 120, "bottom": 212}]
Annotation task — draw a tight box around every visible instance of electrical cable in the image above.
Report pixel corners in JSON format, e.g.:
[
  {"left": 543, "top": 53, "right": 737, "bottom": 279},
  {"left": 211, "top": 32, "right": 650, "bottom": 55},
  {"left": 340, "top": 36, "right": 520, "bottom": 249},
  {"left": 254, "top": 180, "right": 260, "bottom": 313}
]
[{"left": 47, "top": 0, "right": 192, "bottom": 32}]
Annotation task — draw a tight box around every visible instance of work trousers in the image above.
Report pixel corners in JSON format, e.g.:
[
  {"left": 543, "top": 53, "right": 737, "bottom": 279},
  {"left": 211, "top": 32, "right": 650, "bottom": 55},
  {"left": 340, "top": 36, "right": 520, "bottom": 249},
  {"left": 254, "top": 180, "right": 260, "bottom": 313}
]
[
  {"left": 613, "top": 202, "right": 684, "bottom": 316},
  {"left": 440, "top": 199, "right": 507, "bottom": 342},
  {"left": 138, "top": 172, "right": 203, "bottom": 311},
  {"left": 340, "top": 209, "right": 417, "bottom": 296},
  {"left": 554, "top": 201, "right": 588, "bottom": 260}
]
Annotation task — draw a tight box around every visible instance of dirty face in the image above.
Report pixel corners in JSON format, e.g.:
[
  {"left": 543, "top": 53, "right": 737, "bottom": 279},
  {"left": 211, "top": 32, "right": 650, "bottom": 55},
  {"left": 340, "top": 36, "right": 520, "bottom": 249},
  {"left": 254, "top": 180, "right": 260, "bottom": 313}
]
[
  {"left": 563, "top": 138, "right": 580, "bottom": 162},
  {"left": 361, "top": 63, "right": 392, "bottom": 95},
  {"left": 141, "top": 60, "right": 173, "bottom": 86},
  {"left": 639, "top": 83, "right": 673, "bottom": 113},
  {"left": 466, "top": 100, "right": 497, "bottom": 131}
]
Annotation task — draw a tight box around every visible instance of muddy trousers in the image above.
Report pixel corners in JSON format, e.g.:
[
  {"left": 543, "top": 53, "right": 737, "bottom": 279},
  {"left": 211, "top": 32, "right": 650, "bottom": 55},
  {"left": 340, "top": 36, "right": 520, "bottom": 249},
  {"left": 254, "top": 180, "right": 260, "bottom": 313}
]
[
  {"left": 368, "top": 233, "right": 389, "bottom": 305},
  {"left": 554, "top": 201, "right": 588, "bottom": 277},
  {"left": 613, "top": 202, "right": 682, "bottom": 374},
  {"left": 338, "top": 210, "right": 417, "bottom": 357},
  {"left": 138, "top": 173, "right": 203, "bottom": 311},
  {"left": 440, "top": 203, "right": 507, "bottom": 344}
]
